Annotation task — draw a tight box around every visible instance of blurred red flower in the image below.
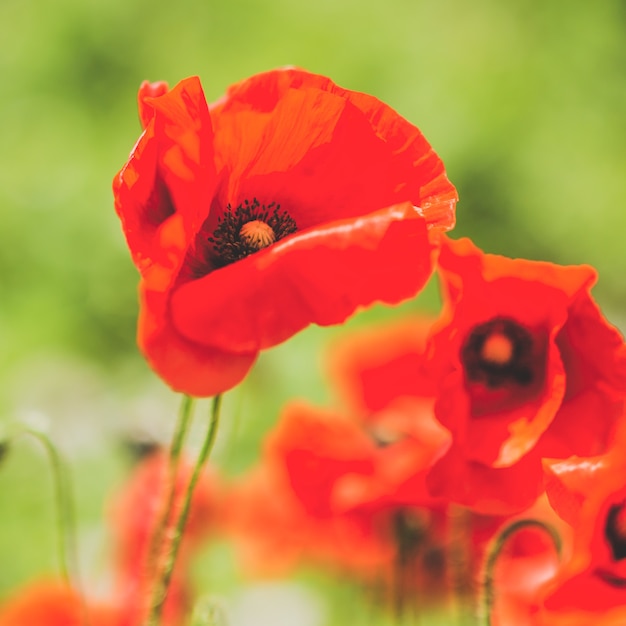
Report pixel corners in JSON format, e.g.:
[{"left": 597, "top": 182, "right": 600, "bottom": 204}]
[
  {"left": 0, "top": 454, "right": 219, "bottom": 626},
  {"left": 325, "top": 317, "right": 554, "bottom": 608},
  {"left": 224, "top": 402, "right": 397, "bottom": 579},
  {"left": 426, "top": 237, "right": 626, "bottom": 514},
  {"left": 328, "top": 316, "right": 438, "bottom": 421},
  {"left": 107, "top": 451, "right": 219, "bottom": 626},
  {"left": 113, "top": 68, "right": 458, "bottom": 396},
  {"left": 223, "top": 362, "right": 460, "bottom": 626},
  {"left": 534, "top": 445, "right": 626, "bottom": 625},
  {"left": 0, "top": 581, "right": 118, "bottom": 626}
]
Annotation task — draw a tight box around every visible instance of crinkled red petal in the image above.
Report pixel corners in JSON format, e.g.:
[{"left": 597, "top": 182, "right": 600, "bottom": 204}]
[
  {"left": 171, "top": 202, "right": 436, "bottom": 354},
  {"left": 212, "top": 67, "right": 457, "bottom": 231}
]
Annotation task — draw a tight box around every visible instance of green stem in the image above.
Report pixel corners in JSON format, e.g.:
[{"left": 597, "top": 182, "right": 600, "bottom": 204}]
[
  {"left": 18, "top": 428, "right": 78, "bottom": 587},
  {"left": 147, "top": 394, "right": 222, "bottom": 626},
  {"left": 144, "top": 395, "right": 196, "bottom": 587},
  {"left": 448, "top": 505, "right": 476, "bottom": 625},
  {"left": 14, "top": 427, "right": 92, "bottom": 625},
  {"left": 480, "top": 518, "right": 562, "bottom": 626}
]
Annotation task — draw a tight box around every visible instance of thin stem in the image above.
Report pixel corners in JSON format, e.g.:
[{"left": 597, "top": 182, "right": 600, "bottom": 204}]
[
  {"left": 144, "top": 396, "right": 196, "bottom": 586},
  {"left": 147, "top": 394, "right": 222, "bottom": 626},
  {"left": 480, "top": 518, "right": 562, "bottom": 626},
  {"left": 18, "top": 428, "right": 78, "bottom": 587},
  {"left": 12, "top": 427, "right": 92, "bottom": 626},
  {"left": 448, "top": 505, "right": 476, "bottom": 625}
]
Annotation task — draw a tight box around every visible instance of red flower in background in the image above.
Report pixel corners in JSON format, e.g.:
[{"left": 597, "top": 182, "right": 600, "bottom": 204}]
[
  {"left": 0, "top": 454, "right": 219, "bottom": 626},
  {"left": 325, "top": 316, "right": 556, "bottom": 608},
  {"left": 425, "top": 237, "right": 626, "bottom": 514},
  {"left": 107, "top": 452, "right": 219, "bottom": 626},
  {"left": 533, "top": 442, "right": 626, "bottom": 625},
  {"left": 323, "top": 316, "right": 453, "bottom": 511},
  {"left": 224, "top": 403, "right": 396, "bottom": 579},
  {"left": 224, "top": 400, "right": 449, "bottom": 584},
  {"left": 113, "top": 68, "right": 458, "bottom": 396},
  {"left": 328, "top": 316, "right": 437, "bottom": 420},
  {"left": 223, "top": 318, "right": 453, "bottom": 602},
  {"left": 0, "top": 581, "right": 118, "bottom": 626}
]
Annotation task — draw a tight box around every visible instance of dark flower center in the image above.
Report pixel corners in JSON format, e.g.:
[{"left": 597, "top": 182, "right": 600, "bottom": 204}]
[
  {"left": 461, "top": 317, "right": 534, "bottom": 388},
  {"left": 208, "top": 198, "right": 297, "bottom": 268},
  {"left": 605, "top": 501, "right": 626, "bottom": 561}
]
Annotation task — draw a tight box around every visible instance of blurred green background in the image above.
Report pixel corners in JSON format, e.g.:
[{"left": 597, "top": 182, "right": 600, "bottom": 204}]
[{"left": 0, "top": 0, "right": 624, "bottom": 621}]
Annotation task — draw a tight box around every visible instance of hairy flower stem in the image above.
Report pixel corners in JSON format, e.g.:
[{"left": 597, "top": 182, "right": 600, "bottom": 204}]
[
  {"left": 144, "top": 395, "right": 196, "bottom": 594},
  {"left": 13, "top": 427, "right": 92, "bottom": 625},
  {"left": 448, "top": 505, "right": 476, "bottom": 625},
  {"left": 17, "top": 429, "right": 79, "bottom": 587},
  {"left": 147, "top": 395, "right": 222, "bottom": 626},
  {"left": 479, "top": 519, "right": 562, "bottom": 626}
]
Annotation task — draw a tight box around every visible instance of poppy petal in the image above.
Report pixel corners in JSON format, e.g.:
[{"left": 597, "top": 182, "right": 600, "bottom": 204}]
[
  {"left": 214, "top": 68, "right": 456, "bottom": 230},
  {"left": 138, "top": 281, "right": 257, "bottom": 396},
  {"left": 114, "top": 76, "right": 216, "bottom": 278},
  {"left": 171, "top": 202, "right": 436, "bottom": 353}
]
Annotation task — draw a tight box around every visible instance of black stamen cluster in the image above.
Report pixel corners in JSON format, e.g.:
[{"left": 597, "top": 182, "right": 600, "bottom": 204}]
[
  {"left": 461, "top": 317, "right": 534, "bottom": 388},
  {"left": 208, "top": 198, "right": 297, "bottom": 267}
]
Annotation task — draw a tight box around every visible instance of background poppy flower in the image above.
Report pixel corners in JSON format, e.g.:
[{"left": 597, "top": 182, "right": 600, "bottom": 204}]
[
  {"left": 113, "top": 68, "right": 458, "bottom": 396},
  {"left": 107, "top": 451, "right": 219, "bottom": 626},
  {"left": 223, "top": 406, "right": 395, "bottom": 579},
  {"left": 328, "top": 316, "right": 438, "bottom": 419},
  {"left": 223, "top": 398, "right": 452, "bottom": 579},
  {"left": 426, "top": 237, "right": 626, "bottom": 514},
  {"left": 0, "top": 581, "right": 119, "bottom": 626},
  {"left": 534, "top": 446, "right": 626, "bottom": 624},
  {"left": 0, "top": 454, "right": 218, "bottom": 626}
]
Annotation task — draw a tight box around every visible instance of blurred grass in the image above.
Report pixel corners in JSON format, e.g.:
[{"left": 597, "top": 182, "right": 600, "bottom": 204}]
[{"left": 0, "top": 0, "right": 624, "bottom": 620}]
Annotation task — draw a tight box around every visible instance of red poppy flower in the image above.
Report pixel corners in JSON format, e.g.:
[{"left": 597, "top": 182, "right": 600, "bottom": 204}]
[
  {"left": 113, "top": 68, "right": 458, "bottom": 396},
  {"left": 425, "top": 237, "right": 626, "bottom": 514},
  {"left": 267, "top": 401, "right": 449, "bottom": 516},
  {"left": 531, "top": 447, "right": 626, "bottom": 625},
  {"left": 0, "top": 581, "right": 118, "bottom": 626},
  {"left": 328, "top": 316, "right": 438, "bottom": 420},
  {"left": 223, "top": 420, "right": 394, "bottom": 578},
  {"left": 224, "top": 397, "right": 451, "bottom": 584},
  {"left": 107, "top": 451, "right": 219, "bottom": 626}
]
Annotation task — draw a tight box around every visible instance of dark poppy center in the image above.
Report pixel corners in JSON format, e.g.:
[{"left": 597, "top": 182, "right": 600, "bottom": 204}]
[
  {"left": 208, "top": 198, "right": 297, "bottom": 267},
  {"left": 604, "top": 501, "right": 626, "bottom": 561},
  {"left": 461, "top": 317, "right": 534, "bottom": 388}
]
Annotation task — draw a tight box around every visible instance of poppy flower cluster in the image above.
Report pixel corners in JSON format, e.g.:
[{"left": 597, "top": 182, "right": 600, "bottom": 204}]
[
  {"left": 111, "top": 67, "right": 625, "bottom": 619},
  {"left": 219, "top": 236, "right": 625, "bottom": 621},
  {"left": 4, "top": 67, "right": 625, "bottom": 626}
]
